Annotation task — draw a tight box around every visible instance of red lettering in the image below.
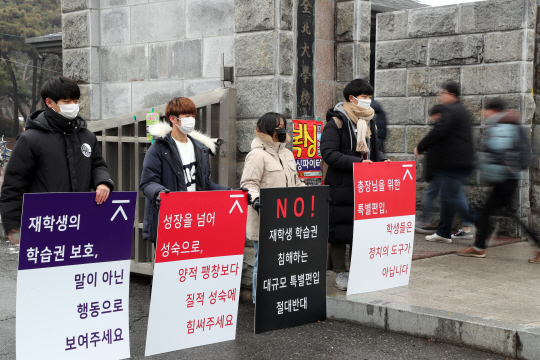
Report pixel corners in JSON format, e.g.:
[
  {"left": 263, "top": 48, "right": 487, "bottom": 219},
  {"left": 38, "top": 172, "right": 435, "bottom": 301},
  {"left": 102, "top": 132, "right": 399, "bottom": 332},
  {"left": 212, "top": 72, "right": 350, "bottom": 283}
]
[
  {"left": 311, "top": 195, "right": 314, "bottom": 217},
  {"left": 294, "top": 197, "right": 305, "bottom": 217},
  {"left": 277, "top": 199, "right": 287, "bottom": 218}
]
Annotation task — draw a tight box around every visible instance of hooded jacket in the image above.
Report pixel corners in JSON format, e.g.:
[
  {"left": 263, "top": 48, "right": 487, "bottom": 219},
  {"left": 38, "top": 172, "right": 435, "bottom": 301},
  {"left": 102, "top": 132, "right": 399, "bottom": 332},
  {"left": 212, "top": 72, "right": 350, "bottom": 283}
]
[
  {"left": 0, "top": 109, "right": 114, "bottom": 233},
  {"left": 321, "top": 103, "right": 387, "bottom": 244},
  {"left": 240, "top": 130, "right": 305, "bottom": 241},
  {"left": 480, "top": 110, "right": 528, "bottom": 183},
  {"left": 140, "top": 122, "right": 230, "bottom": 243}
]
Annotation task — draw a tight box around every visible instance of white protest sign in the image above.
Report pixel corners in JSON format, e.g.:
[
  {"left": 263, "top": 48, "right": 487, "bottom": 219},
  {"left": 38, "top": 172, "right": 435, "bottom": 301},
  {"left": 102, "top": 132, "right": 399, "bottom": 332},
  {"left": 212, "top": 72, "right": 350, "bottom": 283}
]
[
  {"left": 16, "top": 192, "right": 136, "bottom": 360},
  {"left": 145, "top": 191, "right": 248, "bottom": 357},
  {"left": 348, "top": 162, "right": 416, "bottom": 296}
]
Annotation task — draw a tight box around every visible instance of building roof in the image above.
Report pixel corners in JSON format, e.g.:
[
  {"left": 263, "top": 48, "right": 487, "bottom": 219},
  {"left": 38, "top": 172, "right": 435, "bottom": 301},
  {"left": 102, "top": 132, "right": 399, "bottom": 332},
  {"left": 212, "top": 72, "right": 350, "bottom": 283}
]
[
  {"left": 372, "top": 0, "right": 427, "bottom": 12},
  {"left": 25, "top": 32, "right": 62, "bottom": 55}
]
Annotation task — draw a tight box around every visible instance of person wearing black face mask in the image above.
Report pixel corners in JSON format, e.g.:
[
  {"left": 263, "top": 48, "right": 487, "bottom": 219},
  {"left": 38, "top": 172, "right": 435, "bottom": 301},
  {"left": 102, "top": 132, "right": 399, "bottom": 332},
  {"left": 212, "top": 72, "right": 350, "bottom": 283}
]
[{"left": 240, "top": 112, "right": 305, "bottom": 303}]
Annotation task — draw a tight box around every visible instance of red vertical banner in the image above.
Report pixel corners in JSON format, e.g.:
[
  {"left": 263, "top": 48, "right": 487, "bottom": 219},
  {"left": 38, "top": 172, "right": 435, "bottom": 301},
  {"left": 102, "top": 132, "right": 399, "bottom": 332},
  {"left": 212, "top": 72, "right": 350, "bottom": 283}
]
[
  {"left": 292, "top": 119, "right": 323, "bottom": 186},
  {"left": 348, "top": 161, "right": 417, "bottom": 296}
]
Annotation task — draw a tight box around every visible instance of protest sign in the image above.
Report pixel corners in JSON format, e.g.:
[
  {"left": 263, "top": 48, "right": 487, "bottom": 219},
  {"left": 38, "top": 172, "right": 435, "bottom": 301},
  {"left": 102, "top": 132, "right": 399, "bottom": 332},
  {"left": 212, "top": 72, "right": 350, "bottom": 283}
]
[
  {"left": 16, "top": 192, "right": 136, "bottom": 360},
  {"left": 255, "top": 186, "right": 328, "bottom": 334},
  {"left": 145, "top": 191, "right": 248, "bottom": 357},
  {"left": 348, "top": 162, "right": 416, "bottom": 296},
  {"left": 292, "top": 119, "right": 323, "bottom": 185}
]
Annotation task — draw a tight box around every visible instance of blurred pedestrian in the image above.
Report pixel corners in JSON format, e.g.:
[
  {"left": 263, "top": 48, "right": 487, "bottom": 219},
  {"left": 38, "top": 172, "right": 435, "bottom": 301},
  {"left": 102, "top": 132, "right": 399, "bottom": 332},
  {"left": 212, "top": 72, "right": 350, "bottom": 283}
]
[
  {"left": 240, "top": 112, "right": 305, "bottom": 303},
  {"left": 321, "top": 79, "right": 389, "bottom": 291},
  {"left": 414, "top": 81, "right": 475, "bottom": 243},
  {"left": 415, "top": 104, "right": 445, "bottom": 233},
  {"left": 0, "top": 75, "right": 114, "bottom": 245},
  {"left": 371, "top": 99, "right": 387, "bottom": 154},
  {"left": 457, "top": 98, "right": 538, "bottom": 261}
]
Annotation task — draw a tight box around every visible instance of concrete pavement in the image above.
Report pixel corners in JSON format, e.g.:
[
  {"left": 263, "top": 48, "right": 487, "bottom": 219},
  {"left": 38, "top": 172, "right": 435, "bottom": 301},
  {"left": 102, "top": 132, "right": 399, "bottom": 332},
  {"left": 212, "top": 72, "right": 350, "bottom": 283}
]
[
  {"left": 0, "top": 238, "right": 508, "bottom": 359},
  {"left": 327, "top": 234, "right": 540, "bottom": 359}
]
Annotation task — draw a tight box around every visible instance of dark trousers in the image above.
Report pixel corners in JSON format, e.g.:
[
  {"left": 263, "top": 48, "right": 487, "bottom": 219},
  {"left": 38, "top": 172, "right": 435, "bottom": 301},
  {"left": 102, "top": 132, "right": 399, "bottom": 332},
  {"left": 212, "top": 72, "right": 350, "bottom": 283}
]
[
  {"left": 435, "top": 168, "right": 472, "bottom": 239},
  {"left": 474, "top": 179, "right": 540, "bottom": 249}
]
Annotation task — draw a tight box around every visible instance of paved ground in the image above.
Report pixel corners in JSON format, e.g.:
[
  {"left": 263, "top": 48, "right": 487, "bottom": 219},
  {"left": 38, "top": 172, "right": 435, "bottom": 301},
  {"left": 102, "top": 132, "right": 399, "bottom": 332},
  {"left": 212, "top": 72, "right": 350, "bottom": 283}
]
[
  {"left": 0, "top": 239, "right": 509, "bottom": 359},
  {"left": 328, "top": 235, "right": 540, "bottom": 327}
]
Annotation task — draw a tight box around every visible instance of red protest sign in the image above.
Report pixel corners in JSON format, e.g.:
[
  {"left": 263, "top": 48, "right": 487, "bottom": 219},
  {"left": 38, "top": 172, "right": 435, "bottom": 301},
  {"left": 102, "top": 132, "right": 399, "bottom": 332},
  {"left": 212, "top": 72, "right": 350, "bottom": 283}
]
[
  {"left": 155, "top": 191, "right": 248, "bottom": 263},
  {"left": 353, "top": 161, "right": 416, "bottom": 220}
]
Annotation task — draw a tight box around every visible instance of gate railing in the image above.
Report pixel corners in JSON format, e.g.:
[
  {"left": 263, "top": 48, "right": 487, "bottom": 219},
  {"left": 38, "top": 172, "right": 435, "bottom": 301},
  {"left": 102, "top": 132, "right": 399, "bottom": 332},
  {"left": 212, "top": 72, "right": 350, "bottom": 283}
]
[{"left": 88, "top": 87, "right": 237, "bottom": 275}]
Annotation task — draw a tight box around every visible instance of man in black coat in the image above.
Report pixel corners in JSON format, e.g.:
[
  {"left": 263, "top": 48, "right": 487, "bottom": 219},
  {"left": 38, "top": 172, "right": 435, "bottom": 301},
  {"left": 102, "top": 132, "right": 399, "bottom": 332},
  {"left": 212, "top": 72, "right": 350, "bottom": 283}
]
[
  {"left": 415, "top": 81, "right": 474, "bottom": 243},
  {"left": 0, "top": 75, "right": 114, "bottom": 244},
  {"left": 139, "top": 97, "right": 232, "bottom": 244},
  {"left": 321, "top": 79, "right": 388, "bottom": 291}
]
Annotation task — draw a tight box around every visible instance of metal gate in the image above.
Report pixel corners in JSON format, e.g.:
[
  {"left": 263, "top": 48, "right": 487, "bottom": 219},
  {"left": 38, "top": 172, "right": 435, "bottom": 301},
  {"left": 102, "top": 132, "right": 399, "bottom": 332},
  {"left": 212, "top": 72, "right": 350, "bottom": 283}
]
[{"left": 88, "top": 87, "right": 237, "bottom": 275}]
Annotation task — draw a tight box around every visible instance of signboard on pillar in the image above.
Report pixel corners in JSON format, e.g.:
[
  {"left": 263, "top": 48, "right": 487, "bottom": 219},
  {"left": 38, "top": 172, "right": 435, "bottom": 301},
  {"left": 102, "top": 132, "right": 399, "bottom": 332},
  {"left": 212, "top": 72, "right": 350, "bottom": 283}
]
[
  {"left": 296, "top": 0, "right": 315, "bottom": 118},
  {"left": 145, "top": 191, "right": 248, "bottom": 357},
  {"left": 255, "top": 186, "right": 328, "bottom": 334},
  {"left": 16, "top": 192, "right": 136, "bottom": 360},
  {"left": 348, "top": 162, "right": 416, "bottom": 296}
]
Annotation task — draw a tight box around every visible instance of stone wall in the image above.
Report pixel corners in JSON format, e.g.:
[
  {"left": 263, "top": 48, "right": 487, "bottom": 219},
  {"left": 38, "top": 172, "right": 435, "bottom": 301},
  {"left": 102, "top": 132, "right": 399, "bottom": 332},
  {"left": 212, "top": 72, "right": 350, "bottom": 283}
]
[
  {"left": 335, "top": 0, "right": 371, "bottom": 105},
  {"left": 233, "top": 0, "right": 297, "bottom": 290},
  {"left": 62, "top": 0, "right": 235, "bottom": 120},
  {"left": 375, "top": 0, "right": 537, "bottom": 237}
]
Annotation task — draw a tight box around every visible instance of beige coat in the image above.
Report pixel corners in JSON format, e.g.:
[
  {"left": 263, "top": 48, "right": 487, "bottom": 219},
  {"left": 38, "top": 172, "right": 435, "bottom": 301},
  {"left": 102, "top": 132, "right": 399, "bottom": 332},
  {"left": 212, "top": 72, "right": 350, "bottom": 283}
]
[{"left": 241, "top": 130, "right": 305, "bottom": 241}]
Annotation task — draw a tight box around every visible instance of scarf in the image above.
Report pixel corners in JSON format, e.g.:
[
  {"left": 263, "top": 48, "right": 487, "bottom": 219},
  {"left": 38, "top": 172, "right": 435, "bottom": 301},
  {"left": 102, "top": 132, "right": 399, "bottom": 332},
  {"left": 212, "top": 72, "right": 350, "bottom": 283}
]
[{"left": 342, "top": 101, "right": 375, "bottom": 153}]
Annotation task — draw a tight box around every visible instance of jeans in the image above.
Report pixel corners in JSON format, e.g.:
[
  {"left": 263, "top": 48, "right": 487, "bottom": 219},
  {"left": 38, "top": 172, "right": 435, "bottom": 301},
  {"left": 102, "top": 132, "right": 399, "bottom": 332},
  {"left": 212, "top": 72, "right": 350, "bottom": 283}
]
[
  {"left": 421, "top": 178, "right": 441, "bottom": 224},
  {"left": 252, "top": 241, "right": 258, "bottom": 303},
  {"left": 435, "top": 169, "right": 473, "bottom": 239}
]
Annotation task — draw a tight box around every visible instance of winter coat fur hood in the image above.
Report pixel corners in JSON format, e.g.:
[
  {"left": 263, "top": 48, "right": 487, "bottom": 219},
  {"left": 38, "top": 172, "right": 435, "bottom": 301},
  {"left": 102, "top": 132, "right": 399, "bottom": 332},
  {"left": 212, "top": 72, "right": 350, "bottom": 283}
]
[
  {"left": 240, "top": 130, "right": 304, "bottom": 241},
  {"left": 140, "top": 121, "right": 229, "bottom": 243}
]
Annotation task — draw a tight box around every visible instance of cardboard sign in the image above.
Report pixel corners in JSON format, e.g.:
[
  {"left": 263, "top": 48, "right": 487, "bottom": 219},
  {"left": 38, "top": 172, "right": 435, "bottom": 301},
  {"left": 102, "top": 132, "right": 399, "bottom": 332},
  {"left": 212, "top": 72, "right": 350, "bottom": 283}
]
[
  {"left": 348, "top": 162, "right": 416, "bottom": 296},
  {"left": 16, "top": 192, "right": 136, "bottom": 360},
  {"left": 146, "top": 110, "right": 160, "bottom": 141},
  {"left": 292, "top": 119, "right": 323, "bottom": 185},
  {"left": 255, "top": 186, "right": 328, "bottom": 334},
  {"left": 145, "top": 191, "right": 248, "bottom": 356}
]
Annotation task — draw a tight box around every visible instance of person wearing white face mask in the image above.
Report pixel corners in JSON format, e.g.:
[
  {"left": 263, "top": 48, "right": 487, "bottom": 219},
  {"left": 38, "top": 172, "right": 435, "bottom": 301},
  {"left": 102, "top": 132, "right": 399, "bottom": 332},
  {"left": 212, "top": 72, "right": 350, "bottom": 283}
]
[
  {"left": 0, "top": 75, "right": 114, "bottom": 244},
  {"left": 320, "top": 78, "right": 390, "bottom": 291},
  {"left": 140, "top": 97, "right": 245, "bottom": 246}
]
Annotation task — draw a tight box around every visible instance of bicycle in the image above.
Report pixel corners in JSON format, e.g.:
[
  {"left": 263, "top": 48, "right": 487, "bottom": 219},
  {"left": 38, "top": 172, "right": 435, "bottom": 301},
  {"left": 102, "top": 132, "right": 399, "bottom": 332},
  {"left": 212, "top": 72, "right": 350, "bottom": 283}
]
[{"left": 0, "top": 135, "right": 12, "bottom": 168}]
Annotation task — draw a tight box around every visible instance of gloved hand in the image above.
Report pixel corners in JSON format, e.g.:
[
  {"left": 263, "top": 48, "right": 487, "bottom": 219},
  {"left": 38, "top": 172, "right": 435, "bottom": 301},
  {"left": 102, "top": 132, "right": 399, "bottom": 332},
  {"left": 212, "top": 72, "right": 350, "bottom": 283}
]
[
  {"left": 235, "top": 187, "right": 252, "bottom": 204},
  {"left": 252, "top": 197, "right": 261, "bottom": 214},
  {"left": 155, "top": 188, "right": 171, "bottom": 208}
]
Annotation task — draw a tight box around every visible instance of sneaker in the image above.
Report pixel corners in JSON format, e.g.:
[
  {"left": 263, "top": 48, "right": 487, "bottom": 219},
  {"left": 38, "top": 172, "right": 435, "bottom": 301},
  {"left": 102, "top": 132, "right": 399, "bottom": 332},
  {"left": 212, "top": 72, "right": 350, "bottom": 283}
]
[
  {"left": 451, "top": 229, "right": 474, "bottom": 240},
  {"left": 528, "top": 251, "right": 540, "bottom": 264},
  {"left": 456, "top": 246, "right": 486, "bottom": 258},
  {"left": 335, "top": 272, "right": 349, "bottom": 291},
  {"left": 415, "top": 223, "right": 434, "bottom": 234},
  {"left": 426, "top": 233, "right": 452, "bottom": 244}
]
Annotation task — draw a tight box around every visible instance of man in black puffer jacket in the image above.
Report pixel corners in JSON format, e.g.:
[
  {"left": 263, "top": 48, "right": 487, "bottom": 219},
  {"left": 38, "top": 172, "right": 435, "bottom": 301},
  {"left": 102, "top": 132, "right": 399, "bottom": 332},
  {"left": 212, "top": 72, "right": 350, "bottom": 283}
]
[
  {"left": 321, "top": 79, "right": 388, "bottom": 291},
  {"left": 415, "top": 81, "right": 475, "bottom": 244},
  {"left": 0, "top": 75, "right": 114, "bottom": 244}
]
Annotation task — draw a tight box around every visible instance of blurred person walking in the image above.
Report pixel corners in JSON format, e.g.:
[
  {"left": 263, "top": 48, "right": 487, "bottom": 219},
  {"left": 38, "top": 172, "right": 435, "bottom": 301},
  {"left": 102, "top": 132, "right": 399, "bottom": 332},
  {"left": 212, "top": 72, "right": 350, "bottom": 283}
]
[
  {"left": 240, "top": 112, "right": 305, "bottom": 303},
  {"left": 415, "top": 104, "right": 445, "bottom": 234},
  {"left": 457, "top": 98, "right": 539, "bottom": 261},
  {"left": 414, "top": 81, "right": 475, "bottom": 243},
  {"left": 321, "top": 79, "right": 389, "bottom": 291}
]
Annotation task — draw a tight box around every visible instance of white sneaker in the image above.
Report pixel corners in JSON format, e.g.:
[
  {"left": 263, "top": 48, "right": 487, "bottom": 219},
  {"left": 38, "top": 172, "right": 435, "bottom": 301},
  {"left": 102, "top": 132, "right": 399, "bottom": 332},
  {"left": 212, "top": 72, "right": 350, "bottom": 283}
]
[
  {"left": 335, "top": 272, "right": 349, "bottom": 291},
  {"left": 426, "top": 233, "right": 452, "bottom": 244}
]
